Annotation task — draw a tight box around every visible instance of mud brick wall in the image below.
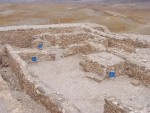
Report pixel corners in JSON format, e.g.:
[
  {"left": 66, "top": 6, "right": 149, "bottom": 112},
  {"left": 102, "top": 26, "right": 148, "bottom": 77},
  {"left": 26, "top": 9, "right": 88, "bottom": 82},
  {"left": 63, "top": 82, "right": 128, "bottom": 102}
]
[
  {"left": 6, "top": 45, "right": 81, "bottom": 113},
  {"left": 104, "top": 96, "right": 143, "bottom": 113},
  {"left": 0, "top": 27, "right": 80, "bottom": 48},
  {"left": 80, "top": 55, "right": 125, "bottom": 77},
  {"left": 125, "top": 62, "right": 150, "bottom": 87}
]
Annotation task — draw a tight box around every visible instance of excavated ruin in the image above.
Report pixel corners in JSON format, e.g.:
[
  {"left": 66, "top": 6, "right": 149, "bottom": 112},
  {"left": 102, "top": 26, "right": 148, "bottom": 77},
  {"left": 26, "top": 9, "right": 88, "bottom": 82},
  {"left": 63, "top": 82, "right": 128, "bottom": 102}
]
[{"left": 0, "top": 22, "right": 150, "bottom": 113}]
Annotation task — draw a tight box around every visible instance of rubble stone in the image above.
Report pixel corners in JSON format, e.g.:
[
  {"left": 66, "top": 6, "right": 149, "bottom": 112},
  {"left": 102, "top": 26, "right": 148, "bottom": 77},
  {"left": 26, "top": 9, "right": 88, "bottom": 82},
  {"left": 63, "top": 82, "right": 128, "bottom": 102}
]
[
  {"left": 104, "top": 96, "right": 145, "bottom": 113},
  {"left": 131, "top": 80, "right": 140, "bottom": 86}
]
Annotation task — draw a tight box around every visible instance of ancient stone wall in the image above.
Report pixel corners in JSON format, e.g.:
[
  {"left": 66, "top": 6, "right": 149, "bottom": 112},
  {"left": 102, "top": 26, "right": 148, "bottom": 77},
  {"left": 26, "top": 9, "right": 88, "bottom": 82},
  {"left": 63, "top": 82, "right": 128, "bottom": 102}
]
[
  {"left": 5, "top": 44, "right": 81, "bottom": 113},
  {"left": 62, "top": 42, "right": 106, "bottom": 57},
  {"left": 34, "top": 32, "right": 108, "bottom": 50},
  {"left": 80, "top": 52, "right": 125, "bottom": 77},
  {"left": 56, "top": 33, "right": 95, "bottom": 48},
  {"left": 125, "top": 61, "right": 150, "bottom": 87},
  {"left": 107, "top": 35, "right": 150, "bottom": 52},
  {"left": 0, "top": 27, "right": 82, "bottom": 48},
  {"left": 92, "top": 26, "right": 109, "bottom": 33},
  {"left": 19, "top": 50, "right": 55, "bottom": 64},
  {"left": 107, "top": 48, "right": 150, "bottom": 87},
  {"left": 104, "top": 96, "right": 143, "bottom": 113}
]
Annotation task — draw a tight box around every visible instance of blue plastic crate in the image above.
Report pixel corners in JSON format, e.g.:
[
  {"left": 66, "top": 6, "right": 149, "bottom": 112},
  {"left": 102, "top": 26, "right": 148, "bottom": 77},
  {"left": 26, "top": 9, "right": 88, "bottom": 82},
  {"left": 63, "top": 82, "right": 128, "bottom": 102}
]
[
  {"left": 31, "top": 57, "right": 37, "bottom": 62},
  {"left": 37, "top": 44, "right": 43, "bottom": 49},
  {"left": 109, "top": 71, "right": 115, "bottom": 78}
]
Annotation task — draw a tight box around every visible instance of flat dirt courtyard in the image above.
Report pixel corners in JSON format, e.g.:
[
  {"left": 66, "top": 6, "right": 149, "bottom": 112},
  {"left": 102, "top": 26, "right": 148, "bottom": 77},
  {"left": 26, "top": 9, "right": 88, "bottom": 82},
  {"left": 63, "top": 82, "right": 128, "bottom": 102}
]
[{"left": 28, "top": 55, "right": 150, "bottom": 113}]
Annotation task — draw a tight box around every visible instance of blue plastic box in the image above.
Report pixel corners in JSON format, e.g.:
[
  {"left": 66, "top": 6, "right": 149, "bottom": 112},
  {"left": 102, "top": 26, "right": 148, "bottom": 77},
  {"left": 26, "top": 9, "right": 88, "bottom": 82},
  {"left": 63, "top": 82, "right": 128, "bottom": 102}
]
[
  {"left": 109, "top": 71, "right": 115, "bottom": 78},
  {"left": 31, "top": 57, "right": 37, "bottom": 62},
  {"left": 37, "top": 44, "right": 43, "bottom": 49}
]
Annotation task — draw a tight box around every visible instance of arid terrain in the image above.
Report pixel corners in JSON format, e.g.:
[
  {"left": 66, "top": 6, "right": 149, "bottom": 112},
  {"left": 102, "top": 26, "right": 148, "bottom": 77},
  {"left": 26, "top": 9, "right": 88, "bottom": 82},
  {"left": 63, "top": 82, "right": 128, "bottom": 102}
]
[
  {"left": 0, "top": 22, "right": 149, "bottom": 113},
  {"left": 0, "top": 1, "right": 150, "bottom": 113},
  {"left": 0, "top": 2, "right": 150, "bottom": 34}
]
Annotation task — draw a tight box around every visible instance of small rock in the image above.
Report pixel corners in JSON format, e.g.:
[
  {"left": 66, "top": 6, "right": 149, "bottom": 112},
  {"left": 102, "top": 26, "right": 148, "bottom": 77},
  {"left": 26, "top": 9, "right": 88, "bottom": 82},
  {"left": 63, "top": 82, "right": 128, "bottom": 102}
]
[
  {"left": 36, "top": 86, "right": 45, "bottom": 94},
  {"left": 17, "top": 97, "right": 22, "bottom": 101},
  {"left": 131, "top": 80, "right": 140, "bottom": 86}
]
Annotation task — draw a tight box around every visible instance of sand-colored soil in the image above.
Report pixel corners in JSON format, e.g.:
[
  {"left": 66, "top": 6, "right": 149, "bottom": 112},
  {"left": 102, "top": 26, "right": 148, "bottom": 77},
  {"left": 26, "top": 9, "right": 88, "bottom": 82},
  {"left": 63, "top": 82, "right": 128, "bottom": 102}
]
[
  {"left": 28, "top": 55, "right": 150, "bottom": 113},
  {"left": 0, "top": 3, "right": 150, "bottom": 34}
]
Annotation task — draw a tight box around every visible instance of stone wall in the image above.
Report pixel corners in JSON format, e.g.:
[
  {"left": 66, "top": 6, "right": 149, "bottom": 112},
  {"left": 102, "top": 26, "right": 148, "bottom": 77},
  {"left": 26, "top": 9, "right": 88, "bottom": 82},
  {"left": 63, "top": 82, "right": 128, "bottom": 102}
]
[
  {"left": 56, "top": 33, "right": 95, "bottom": 48},
  {"left": 0, "top": 27, "right": 83, "bottom": 48},
  {"left": 0, "top": 45, "right": 8, "bottom": 67},
  {"left": 62, "top": 42, "right": 106, "bottom": 57},
  {"left": 44, "top": 34, "right": 56, "bottom": 46},
  {"left": 33, "top": 32, "right": 108, "bottom": 50},
  {"left": 92, "top": 26, "right": 109, "bottom": 33},
  {"left": 33, "top": 32, "right": 97, "bottom": 48},
  {"left": 104, "top": 96, "right": 143, "bottom": 113},
  {"left": 19, "top": 50, "right": 55, "bottom": 64},
  {"left": 107, "top": 48, "right": 150, "bottom": 87},
  {"left": 5, "top": 44, "right": 81, "bottom": 113},
  {"left": 107, "top": 35, "right": 150, "bottom": 52},
  {"left": 0, "top": 23, "right": 109, "bottom": 49},
  {"left": 80, "top": 52, "right": 125, "bottom": 77},
  {"left": 125, "top": 61, "right": 150, "bottom": 87}
]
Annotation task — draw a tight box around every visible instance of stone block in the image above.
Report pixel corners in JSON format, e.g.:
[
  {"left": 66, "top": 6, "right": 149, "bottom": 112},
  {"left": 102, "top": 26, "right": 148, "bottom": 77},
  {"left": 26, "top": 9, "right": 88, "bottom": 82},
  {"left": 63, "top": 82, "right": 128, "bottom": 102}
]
[{"left": 131, "top": 79, "right": 140, "bottom": 86}]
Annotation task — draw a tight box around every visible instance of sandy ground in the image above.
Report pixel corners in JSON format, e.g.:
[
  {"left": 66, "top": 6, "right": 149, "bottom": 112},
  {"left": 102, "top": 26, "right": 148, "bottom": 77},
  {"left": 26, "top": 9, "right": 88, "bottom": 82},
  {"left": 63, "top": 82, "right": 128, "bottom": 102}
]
[
  {"left": 28, "top": 55, "right": 150, "bottom": 113},
  {"left": 0, "top": 67, "right": 51, "bottom": 113},
  {"left": 0, "top": 3, "right": 150, "bottom": 34}
]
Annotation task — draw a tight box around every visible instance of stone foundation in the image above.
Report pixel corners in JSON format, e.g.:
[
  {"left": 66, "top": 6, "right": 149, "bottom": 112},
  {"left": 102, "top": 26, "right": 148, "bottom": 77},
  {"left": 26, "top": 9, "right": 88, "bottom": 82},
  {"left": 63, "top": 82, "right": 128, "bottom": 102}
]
[
  {"left": 62, "top": 42, "right": 106, "bottom": 57},
  {"left": 104, "top": 96, "right": 144, "bottom": 113},
  {"left": 107, "top": 34, "right": 150, "bottom": 52},
  {"left": 56, "top": 33, "right": 95, "bottom": 48},
  {"left": 5, "top": 44, "right": 80, "bottom": 113},
  {"left": 125, "top": 62, "right": 150, "bottom": 87},
  {"left": 0, "top": 24, "right": 92, "bottom": 48},
  {"left": 19, "top": 50, "right": 55, "bottom": 64},
  {"left": 80, "top": 52, "right": 125, "bottom": 77}
]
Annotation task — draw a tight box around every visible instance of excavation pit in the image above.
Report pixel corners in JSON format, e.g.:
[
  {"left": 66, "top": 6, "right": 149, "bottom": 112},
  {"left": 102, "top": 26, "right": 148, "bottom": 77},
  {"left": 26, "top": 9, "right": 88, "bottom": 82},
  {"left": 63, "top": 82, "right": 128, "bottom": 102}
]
[
  {"left": 6, "top": 44, "right": 150, "bottom": 113},
  {"left": 0, "top": 23, "right": 150, "bottom": 113}
]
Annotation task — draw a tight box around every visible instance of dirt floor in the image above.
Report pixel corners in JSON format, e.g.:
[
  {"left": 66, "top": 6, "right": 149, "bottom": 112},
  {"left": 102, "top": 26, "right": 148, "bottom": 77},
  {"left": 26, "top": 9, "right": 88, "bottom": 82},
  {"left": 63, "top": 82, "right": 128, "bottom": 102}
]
[
  {"left": 0, "top": 67, "right": 51, "bottom": 113},
  {"left": 27, "top": 55, "right": 150, "bottom": 113}
]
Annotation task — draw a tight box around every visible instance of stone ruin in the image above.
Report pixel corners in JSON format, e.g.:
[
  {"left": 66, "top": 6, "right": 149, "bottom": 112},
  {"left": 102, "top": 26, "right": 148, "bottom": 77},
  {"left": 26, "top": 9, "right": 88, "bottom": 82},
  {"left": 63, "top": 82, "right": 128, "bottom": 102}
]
[{"left": 0, "top": 22, "right": 150, "bottom": 113}]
